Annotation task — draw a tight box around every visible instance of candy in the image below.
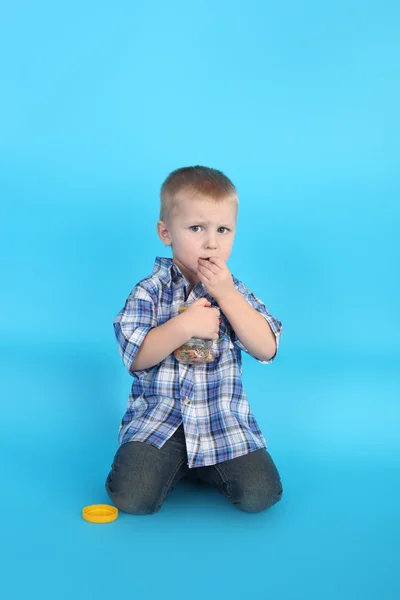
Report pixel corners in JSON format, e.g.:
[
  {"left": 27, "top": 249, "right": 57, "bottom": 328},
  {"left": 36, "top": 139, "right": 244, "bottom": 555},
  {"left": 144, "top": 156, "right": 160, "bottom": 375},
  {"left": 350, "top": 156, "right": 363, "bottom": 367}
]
[
  {"left": 174, "top": 342, "right": 215, "bottom": 364},
  {"left": 174, "top": 302, "right": 218, "bottom": 364}
]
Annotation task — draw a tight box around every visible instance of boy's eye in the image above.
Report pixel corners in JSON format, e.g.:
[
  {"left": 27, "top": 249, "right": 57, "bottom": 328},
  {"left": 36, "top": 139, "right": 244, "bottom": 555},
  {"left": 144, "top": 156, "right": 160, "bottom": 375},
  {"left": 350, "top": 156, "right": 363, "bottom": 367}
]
[{"left": 190, "top": 226, "right": 230, "bottom": 233}]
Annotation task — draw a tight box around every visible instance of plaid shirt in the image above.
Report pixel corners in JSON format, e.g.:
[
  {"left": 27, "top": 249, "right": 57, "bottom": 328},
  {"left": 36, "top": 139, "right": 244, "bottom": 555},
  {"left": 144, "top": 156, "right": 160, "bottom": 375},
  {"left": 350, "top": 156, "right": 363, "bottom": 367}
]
[{"left": 113, "top": 256, "right": 283, "bottom": 468}]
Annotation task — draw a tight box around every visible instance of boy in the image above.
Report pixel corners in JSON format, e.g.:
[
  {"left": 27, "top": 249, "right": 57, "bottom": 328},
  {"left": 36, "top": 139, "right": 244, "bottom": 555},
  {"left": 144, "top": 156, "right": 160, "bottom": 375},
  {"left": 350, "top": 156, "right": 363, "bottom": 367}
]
[{"left": 106, "top": 166, "right": 283, "bottom": 514}]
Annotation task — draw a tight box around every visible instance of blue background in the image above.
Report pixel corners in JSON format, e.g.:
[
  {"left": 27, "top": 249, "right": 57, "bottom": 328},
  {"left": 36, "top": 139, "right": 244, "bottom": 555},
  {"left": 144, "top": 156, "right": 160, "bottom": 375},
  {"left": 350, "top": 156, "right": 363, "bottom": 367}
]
[{"left": 1, "top": 1, "right": 399, "bottom": 599}]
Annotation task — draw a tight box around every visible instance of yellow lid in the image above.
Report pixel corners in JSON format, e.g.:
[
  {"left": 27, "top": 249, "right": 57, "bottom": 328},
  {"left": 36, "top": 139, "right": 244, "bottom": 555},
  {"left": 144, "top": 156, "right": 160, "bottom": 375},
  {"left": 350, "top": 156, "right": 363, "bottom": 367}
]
[{"left": 82, "top": 504, "right": 118, "bottom": 523}]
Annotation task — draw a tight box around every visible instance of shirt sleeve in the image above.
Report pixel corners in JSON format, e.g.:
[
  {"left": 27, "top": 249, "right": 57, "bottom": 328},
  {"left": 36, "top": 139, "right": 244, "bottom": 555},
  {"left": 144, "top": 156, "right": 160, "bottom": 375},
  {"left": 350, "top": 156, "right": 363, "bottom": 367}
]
[
  {"left": 113, "top": 285, "right": 158, "bottom": 377},
  {"left": 230, "top": 280, "right": 283, "bottom": 364}
]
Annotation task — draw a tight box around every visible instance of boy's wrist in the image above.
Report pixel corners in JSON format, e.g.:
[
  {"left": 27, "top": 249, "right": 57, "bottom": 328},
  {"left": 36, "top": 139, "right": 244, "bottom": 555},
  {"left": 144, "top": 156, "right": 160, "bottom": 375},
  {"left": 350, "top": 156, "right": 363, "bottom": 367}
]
[
  {"left": 216, "top": 287, "right": 240, "bottom": 309},
  {"left": 173, "top": 312, "right": 193, "bottom": 342}
]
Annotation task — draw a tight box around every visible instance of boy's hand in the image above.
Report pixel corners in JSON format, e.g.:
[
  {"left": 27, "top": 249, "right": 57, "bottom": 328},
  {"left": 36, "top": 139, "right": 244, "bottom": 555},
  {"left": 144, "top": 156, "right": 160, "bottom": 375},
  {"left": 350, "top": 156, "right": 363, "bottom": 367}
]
[
  {"left": 198, "top": 257, "right": 235, "bottom": 302},
  {"left": 180, "top": 297, "right": 221, "bottom": 340}
]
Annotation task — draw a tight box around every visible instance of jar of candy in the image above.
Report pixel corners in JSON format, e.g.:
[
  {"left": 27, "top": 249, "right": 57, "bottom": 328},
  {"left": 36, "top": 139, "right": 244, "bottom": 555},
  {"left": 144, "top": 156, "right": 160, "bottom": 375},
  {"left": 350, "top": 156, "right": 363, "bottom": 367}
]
[{"left": 174, "top": 304, "right": 217, "bottom": 364}]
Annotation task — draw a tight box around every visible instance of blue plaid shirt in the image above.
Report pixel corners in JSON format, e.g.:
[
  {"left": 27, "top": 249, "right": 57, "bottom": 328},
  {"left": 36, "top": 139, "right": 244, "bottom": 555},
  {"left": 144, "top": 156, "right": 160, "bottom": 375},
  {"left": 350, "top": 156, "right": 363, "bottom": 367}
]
[{"left": 113, "top": 256, "right": 283, "bottom": 468}]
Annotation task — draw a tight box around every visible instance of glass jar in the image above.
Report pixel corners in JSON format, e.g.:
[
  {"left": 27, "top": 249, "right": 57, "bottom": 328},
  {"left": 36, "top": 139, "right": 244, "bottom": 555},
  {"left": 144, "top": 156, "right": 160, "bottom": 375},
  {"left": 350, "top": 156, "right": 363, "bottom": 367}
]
[{"left": 174, "top": 304, "right": 217, "bottom": 365}]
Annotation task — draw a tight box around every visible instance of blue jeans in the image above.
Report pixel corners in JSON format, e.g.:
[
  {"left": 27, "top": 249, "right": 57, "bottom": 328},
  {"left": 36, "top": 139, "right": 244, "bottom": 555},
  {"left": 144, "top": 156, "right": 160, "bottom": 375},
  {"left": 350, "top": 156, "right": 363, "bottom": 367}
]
[{"left": 105, "top": 424, "right": 283, "bottom": 514}]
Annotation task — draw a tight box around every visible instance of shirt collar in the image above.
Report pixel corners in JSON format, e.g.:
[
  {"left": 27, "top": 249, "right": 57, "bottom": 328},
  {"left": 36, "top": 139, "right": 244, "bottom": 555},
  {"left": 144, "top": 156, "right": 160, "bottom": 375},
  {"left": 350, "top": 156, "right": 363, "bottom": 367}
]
[
  {"left": 152, "top": 256, "right": 190, "bottom": 285},
  {"left": 153, "top": 256, "right": 207, "bottom": 294}
]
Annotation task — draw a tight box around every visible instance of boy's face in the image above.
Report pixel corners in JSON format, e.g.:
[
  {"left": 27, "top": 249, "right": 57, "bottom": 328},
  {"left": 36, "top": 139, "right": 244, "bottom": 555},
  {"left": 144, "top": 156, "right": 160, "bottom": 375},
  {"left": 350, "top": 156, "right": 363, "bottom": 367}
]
[{"left": 157, "top": 194, "right": 237, "bottom": 286}]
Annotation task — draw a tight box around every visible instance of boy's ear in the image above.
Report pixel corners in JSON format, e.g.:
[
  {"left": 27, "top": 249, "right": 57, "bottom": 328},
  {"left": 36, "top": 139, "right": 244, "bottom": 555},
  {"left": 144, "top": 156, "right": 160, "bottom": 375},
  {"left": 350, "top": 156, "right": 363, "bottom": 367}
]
[{"left": 157, "top": 220, "right": 172, "bottom": 246}]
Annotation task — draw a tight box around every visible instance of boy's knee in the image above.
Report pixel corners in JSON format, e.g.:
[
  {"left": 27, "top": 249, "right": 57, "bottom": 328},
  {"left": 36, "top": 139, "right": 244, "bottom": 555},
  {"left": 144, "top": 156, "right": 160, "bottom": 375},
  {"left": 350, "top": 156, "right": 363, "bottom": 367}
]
[
  {"left": 105, "top": 472, "right": 163, "bottom": 515},
  {"left": 111, "top": 492, "right": 161, "bottom": 515},
  {"left": 233, "top": 479, "right": 283, "bottom": 514}
]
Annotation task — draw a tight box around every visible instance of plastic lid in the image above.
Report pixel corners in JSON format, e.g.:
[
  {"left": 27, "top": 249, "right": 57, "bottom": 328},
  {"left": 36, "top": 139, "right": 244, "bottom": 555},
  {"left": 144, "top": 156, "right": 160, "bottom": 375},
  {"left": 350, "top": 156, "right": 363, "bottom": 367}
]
[{"left": 82, "top": 504, "right": 118, "bottom": 523}]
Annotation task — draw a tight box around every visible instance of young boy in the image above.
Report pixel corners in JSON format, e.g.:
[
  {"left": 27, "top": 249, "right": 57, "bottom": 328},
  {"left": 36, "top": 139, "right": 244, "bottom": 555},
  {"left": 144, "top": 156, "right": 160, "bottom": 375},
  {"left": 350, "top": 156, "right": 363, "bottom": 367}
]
[{"left": 106, "top": 166, "right": 283, "bottom": 514}]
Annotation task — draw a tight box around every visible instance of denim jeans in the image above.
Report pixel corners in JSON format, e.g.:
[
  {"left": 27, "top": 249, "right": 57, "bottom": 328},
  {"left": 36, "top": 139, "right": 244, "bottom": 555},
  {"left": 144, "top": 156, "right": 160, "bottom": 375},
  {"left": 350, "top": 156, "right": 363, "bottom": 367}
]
[{"left": 105, "top": 424, "right": 283, "bottom": 514}]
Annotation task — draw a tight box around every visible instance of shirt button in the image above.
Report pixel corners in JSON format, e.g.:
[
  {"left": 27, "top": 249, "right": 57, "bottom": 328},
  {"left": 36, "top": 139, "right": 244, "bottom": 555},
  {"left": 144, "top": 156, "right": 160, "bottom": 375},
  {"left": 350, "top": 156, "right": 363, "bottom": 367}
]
[{"left": 184, "top": 398, "right": 191, "bottom": 405}]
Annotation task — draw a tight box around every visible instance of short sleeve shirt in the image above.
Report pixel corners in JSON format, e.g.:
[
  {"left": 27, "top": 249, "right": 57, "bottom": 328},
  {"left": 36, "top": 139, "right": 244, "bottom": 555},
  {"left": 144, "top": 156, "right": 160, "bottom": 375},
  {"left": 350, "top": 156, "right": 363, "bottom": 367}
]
[{"left": 113, "top": 256, "right": 283, "bottom": 468}]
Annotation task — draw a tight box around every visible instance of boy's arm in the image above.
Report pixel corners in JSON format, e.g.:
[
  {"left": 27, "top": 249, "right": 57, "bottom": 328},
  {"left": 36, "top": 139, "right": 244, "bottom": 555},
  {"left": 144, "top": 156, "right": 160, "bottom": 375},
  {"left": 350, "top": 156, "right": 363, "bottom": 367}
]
[
  {"left": 130, "top": 314, "right": 191, "bottom": 371},
  {"left": 197, "top": 257, "right": 282, "bottom": 364},
  {"left": 218, "top": 288, "right": 278, "bottom": 362},
  {"left": 215, "top": 273, "right": 283, "bottom": 363},
  {"left": 114, "top": 285, "right": 193, "bottom": 376}
]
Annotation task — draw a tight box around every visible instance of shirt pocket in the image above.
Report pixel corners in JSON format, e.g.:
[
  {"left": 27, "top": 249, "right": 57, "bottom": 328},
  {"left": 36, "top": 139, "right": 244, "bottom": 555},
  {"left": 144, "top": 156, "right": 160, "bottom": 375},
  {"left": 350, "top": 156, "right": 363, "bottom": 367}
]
[
  {"left": 217, "top": 314, "right": 236, "bottom": 347},
  {"left": 211, "top": 332, "right": 236, "bottom": 367}
]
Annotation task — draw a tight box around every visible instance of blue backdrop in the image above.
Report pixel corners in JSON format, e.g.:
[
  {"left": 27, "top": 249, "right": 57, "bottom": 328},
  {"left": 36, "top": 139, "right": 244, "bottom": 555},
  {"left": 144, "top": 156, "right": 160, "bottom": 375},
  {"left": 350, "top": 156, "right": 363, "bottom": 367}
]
[{"left": 1, "top": 1, "right": 399, "bottom": 599}]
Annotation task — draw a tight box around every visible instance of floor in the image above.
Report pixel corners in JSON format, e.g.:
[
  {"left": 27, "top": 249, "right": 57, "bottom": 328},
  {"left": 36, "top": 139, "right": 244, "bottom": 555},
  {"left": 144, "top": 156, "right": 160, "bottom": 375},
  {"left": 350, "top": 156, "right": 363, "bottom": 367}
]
[{"left": 1, "top": 341, "right": 398, "bottom": 600}]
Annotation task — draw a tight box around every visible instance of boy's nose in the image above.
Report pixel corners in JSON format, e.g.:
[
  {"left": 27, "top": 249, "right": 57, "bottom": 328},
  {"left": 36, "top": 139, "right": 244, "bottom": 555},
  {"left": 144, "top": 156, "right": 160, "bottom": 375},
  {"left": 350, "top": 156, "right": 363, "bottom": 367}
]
[{"left": 204, "top": 235, "right": 218, "bottom": 250}]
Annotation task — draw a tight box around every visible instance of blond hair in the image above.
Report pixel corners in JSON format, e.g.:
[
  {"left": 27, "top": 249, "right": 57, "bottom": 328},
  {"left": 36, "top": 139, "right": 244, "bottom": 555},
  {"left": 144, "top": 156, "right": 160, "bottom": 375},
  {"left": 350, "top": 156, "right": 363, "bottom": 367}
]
[{"left": 160, "top": 166, "right": 238, "bottom": 223}]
